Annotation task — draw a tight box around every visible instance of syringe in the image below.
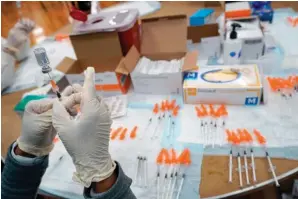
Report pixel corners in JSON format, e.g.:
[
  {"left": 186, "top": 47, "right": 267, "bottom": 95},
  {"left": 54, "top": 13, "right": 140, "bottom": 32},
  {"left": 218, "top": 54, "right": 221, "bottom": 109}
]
[{"left": 33, "top": 47, "right": 61, "bottom": 99}]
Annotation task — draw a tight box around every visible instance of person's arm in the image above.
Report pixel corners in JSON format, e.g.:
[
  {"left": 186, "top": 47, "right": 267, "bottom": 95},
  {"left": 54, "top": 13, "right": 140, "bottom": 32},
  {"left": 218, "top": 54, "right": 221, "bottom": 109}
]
[
  {"left": 1, "top": 143, "right": 48, "bottom": 199},
  {"left": 84, "top": 162, "right": 136, "bottom": 199},
  {"left": 1, "top": 98, "right": 56, "bottom": 199}
]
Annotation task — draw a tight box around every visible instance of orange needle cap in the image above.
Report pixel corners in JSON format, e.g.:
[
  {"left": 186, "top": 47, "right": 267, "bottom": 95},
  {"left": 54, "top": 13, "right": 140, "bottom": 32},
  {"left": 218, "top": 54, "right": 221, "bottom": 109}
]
[{"left": 119, "top": 128, "right": 127, "bottom": 140}]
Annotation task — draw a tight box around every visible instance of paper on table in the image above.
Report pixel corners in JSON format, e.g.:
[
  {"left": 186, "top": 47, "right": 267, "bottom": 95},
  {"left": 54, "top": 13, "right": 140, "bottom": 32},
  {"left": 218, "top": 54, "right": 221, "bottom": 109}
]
[
  {"left": 178, "top": 85, "right": 298, "bottom": 149},
  {"left": 103, "top": 95, "right": 128, "bottom": 119}
]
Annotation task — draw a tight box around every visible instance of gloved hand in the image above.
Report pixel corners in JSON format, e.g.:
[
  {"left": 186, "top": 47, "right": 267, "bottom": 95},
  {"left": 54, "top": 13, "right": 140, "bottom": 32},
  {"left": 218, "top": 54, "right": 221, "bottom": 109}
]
[
  {"left": 1, "top": 48, "right": 15, "bottom": 91},
  {"left": 17, "top": 98, "right": 56, "bottom": 157},
  {"left": 52, "top": 67, "right": 115, "bottom": 188},
  {"left": 16, "top": 84, "right": 82, "bottom": 156},
  {"left": 6, "top": 18, "right": 35, "bottom": 49},
  {"left": 61, "top": 83, "right": 83, "bottom": 97}
]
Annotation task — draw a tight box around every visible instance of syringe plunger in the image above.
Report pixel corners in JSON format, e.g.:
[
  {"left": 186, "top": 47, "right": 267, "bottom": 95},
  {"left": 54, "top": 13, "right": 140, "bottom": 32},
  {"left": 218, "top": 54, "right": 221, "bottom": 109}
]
[{"left": 34, "top": 47, "right": 52, "bottom": 73}]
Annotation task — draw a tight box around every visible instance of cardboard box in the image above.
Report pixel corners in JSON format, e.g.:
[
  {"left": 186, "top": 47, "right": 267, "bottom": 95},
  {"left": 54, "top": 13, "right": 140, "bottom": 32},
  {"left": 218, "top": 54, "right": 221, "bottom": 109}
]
[
  {"left": 56, "top": 31, "right": 132, "bottom": 96},
  {"left": 187, "top": 23, "right": 219, "bottom": 43},
  {"left": 189, "top": 8, "right": 215, "bottom": 26},
  {"left": 225, "top": 2, "right": 251, "bottom": 19},
  {"left": 183, "top": 64, "right": 262, "bottom": 105},
  {"left": 125, "top": 15, "right": 198, "bottom": 95}
]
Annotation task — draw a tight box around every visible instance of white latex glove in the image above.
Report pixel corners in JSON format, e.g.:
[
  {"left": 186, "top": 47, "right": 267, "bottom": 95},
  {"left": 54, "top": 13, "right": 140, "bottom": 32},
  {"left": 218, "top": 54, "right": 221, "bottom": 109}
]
[
  {"left": 61, "top": 83, "right": 83, "bottom": 116},
  {"left": 52, "top": 67, "right": 115, "bottom": 187},
  {"left": 6, "top": 18, "right": 35, "bottom": 49},
  {"left": 61, "top": 83, "right": 83, "bottom": 97},
  {"left": 1, "top": 49, "right": 15, "bottom": 91},
  {"left": 17, "top": 98, "right": 56, "bottom": 156}
]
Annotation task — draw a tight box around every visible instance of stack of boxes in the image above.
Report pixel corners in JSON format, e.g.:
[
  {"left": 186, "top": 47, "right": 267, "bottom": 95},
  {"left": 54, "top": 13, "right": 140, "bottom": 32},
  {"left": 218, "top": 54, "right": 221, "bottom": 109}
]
[{"left": 55, "top": 8, "right": 262, "bottom": 106}]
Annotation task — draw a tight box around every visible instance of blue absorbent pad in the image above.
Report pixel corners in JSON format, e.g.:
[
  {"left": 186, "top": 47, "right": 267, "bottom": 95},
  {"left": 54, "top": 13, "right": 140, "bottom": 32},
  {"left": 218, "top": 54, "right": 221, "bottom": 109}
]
[{"left": 179, "top": 152, "right": 203, "bottom": 199}]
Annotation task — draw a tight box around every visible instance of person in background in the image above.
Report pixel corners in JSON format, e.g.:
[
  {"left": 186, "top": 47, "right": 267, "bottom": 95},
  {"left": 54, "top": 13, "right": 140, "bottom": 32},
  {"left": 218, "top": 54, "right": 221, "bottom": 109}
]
[
  {"left": 1, "top": 67, "right": 136, "bottom": 199},
  {"left": 1, "top": 18, "right": 35, "bottom": 91}
]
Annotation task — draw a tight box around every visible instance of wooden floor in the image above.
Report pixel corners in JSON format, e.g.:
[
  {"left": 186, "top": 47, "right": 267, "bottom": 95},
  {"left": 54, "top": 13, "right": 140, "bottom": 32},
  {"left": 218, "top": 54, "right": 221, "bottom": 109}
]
[
  {"left": 2, "top": 1, "right": 298, "bottom": 46},
  {"left": 1, "top": 1, "right": 71, "bottom": 45}
]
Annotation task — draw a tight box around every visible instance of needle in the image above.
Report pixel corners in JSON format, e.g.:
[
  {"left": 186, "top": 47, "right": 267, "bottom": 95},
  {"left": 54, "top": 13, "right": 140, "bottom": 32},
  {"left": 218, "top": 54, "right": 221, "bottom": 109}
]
[
  {"left": 244, "top": 150, "right": 250, "bottom": 185},
  {"left": 162, "top": 173, "right": 168, "bottom": 199},
  {"left": 48, "top": 72, "right": 52, "bottom": 80},
  {"left": 157, "top": 169, "right": 160, "bottom": 199},
  {"left": 237, "top": 152, "right": 243, "bottom": 188},
  {"left": 144, "top": 157, "right": 148, "bottom": 187},
  {"left": 139, "top": 157, "right": 143, "bottom": 187},
  {"left": 176, "top": 173, "right": 185, "bottom": 199},
  {"left": 169, "top": 171, "right": 178, "bottom": 199},
  {"left": 152, "top": 113, "right": 162, "bottom": 139},
  {"left": 266, "top": 151, "right": 280, "bottom": 187},
  {"left": 251, "top": 148, "right": 257, "bottom": 182},
  {"left": 167, "top": 114, "right": 172, "bottom": 137},
  {"left": 229, "top": 149, "right": 233, "bottom": 183},
  {"left": 135, "top": 156, "right": 140, "bottom": 185},
  {"left": 226, "top": 130, "right": 233, "bottom": 183},
  {"left": 166, "top": 172, "right": 173, "bottom": 199},
  {"left": 141, "top": 116, "right": 152, "bottom": 140}
]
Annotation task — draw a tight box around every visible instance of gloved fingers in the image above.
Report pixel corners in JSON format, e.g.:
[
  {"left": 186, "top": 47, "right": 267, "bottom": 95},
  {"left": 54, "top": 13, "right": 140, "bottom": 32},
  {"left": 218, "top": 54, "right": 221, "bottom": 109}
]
[
  {"left": 62, "top": 93, "right": 82, "bottom": 111},
  {"left": 83, "top": 67, "right": 97, "bottom": 101},
  {"left": 7, "top": 30, "right": 27, "bottom": 48},
  {"left": 61, "top": 84, "right": 83, "bottom": 97},
  {"left": 25, "top": 98, "right": 54, "bottom": 114},
  {"left": 52, "top": 99, "right": 73, "bottom": 124},
  {"left": 15, "top": 18, "right": 35, "bottom": 33}
]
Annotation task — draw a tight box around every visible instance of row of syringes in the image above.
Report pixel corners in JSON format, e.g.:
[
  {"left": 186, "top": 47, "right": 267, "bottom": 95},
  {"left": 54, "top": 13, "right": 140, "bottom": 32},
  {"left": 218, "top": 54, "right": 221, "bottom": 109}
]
[
  {"left": 267, "top": 75, "right": 298, "bottom": 99},
  {"left": 141, "top": 100, "right": 180, "bottom": 141},
  {"left": 156, "top": 148, "right": 191, "bottom": 199},
  {"left": 195, "top": 104, "right": 228, "bottom": 148},
  {"left": 226, "top": 129, "right": 279, "bottom": 188}
]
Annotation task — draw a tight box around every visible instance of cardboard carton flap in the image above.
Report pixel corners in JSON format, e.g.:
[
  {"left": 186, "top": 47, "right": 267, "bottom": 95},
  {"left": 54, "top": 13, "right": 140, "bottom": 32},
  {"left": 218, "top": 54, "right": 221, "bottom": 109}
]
[
  {"left": 70, "top": 31, "right": 123, "bottom": 72},
  {"left": 123, "top": 46, "right": 140, "bottom": 73},
  {"left": 141, "top": 14, "right": 187, "bottom": 56},
  {"left": 187, "top": 24, "right": 219, "bottom": 43},
  {"left": 115, "top": 58, "right": 129, "bottom": 75},
  {"left": 182, "top": 50, "right": 199, "bottom": 72},
  {"left": 56, "top": 57, "right": 83, "bottom": 74}
]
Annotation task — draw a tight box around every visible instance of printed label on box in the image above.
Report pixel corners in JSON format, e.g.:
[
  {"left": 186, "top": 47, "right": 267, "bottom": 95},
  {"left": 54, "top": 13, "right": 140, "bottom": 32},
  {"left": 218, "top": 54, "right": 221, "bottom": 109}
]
[
  {"left": 245, "top": 97, "right": 258, "bottom": 105},
  {"left": 184, "top": 72, "right": 198, "bottom": 80},
  {"left": 187, "top": 88, "right": 197, "bottom": 96}
]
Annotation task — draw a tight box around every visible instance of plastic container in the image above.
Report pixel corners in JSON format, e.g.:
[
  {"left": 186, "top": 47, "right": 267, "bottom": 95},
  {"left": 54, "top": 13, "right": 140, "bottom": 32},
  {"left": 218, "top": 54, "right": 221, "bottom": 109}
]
[{"left": 72, "top": 9, "right": 140, "bottom": 56}]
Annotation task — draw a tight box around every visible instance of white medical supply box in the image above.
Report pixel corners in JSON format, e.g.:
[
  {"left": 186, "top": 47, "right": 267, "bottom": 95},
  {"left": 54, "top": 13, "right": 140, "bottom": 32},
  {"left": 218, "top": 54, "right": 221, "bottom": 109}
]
[
  {"left": 183, "top": 64, "right": 262, "bottom": 105},
  {"left": 126, "top": 15, "right": 198, "bottom": 95}
]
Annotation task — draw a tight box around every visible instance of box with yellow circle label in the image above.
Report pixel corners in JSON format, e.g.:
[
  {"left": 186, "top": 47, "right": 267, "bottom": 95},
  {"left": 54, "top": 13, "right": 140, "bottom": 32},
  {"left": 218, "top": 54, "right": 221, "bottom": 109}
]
[{"left": 183, "top": 64, "right": 262, "bottom": 105}]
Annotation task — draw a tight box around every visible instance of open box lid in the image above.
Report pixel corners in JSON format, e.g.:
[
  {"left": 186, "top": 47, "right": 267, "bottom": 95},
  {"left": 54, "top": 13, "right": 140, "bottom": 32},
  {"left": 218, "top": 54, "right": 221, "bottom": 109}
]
[
  {"left": 56, "top": 57, "right": 83, "bottom": 74},
  {"left": 141, "top": 14, "right": 188, "bottom": 58},
  {"left": 70, "top": 31, "right": 124, "bottom": 73},
  {"left": 121, "top": 46, "right": 198, "bottom": 73}
]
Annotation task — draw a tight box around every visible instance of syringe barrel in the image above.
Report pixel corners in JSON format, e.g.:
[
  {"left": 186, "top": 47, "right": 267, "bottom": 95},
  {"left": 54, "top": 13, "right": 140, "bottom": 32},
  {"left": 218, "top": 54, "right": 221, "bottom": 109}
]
[{"left": 34, "top": 47, "right": 52, "bottom": 73}]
